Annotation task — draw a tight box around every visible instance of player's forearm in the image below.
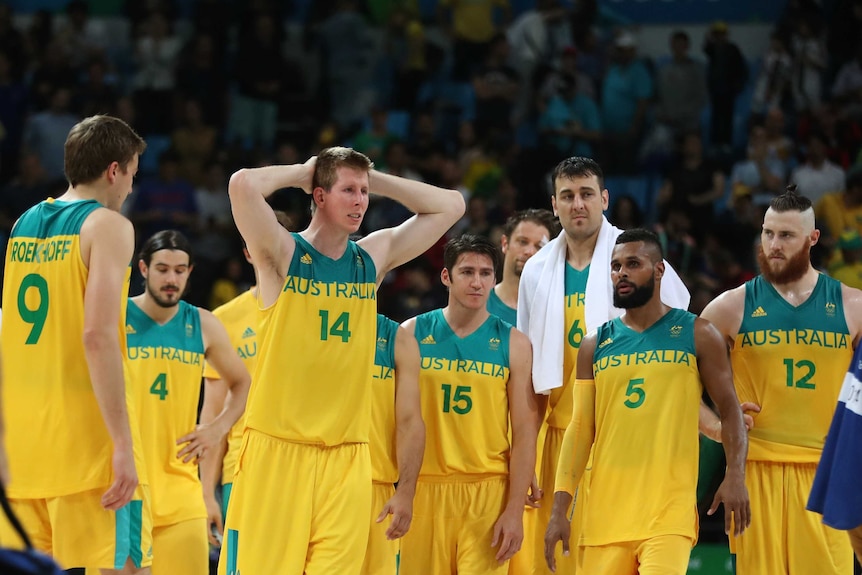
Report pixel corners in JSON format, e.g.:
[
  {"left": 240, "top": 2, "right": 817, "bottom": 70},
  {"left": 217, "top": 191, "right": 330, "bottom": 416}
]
[
  {"left": 395, "top": 415, "right": 425, "bottom": 496},
  {"left": 554, "top": 383, "right": 595, "bottom": 495},
  {"left": 199, "top": 440, "right": 225, "bottom": 498},
  {"left": 369, "top": 170, "right": 465, "bottom": 220},
  {"left": 83, "top": 329, "right": 133, "bottom": 449},
  {"left": 506, "top": 427, "right": 538, "bottom": 511},
  {"left": 699, "top": 401, "right": 722, "bottom": 443},
  {"left": 719, "top": 406, "right": 748, "bottom": 478},
  {"left": 208, "top": 377, "right": 250, "bottom": 438},
  {"left": 230, "top": 165, "right": 306, "bottom": 201}
]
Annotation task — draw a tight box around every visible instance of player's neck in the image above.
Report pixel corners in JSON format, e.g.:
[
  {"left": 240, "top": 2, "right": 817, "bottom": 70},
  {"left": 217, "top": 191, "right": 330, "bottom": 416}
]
[
  {"left": 300, "top": 220, "right": 350, "bottom": 260},
  {"left": 132, "top": 294, "right": 181, "bottom": 326},
  {"left": 768, "top": 266, "right": 820, "bottom": 306},
  {"left": 57, "top": 184, "right": 110, "bottom": 207},
  {"left": 494, "top": 276, "right": 518, "bottom": 309},
  {"left": 619, "top": 300, "right": 671, "bottom": 333},
  {"left": 563, "top": 228, "right": 599, "bottom": 270},
  {"left": 442, "top": 304, "right": 490, "bottom": 338}
]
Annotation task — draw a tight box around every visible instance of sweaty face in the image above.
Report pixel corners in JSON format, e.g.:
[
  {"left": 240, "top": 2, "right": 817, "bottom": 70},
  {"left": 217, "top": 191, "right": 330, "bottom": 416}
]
[
  {"left": 142, "top": 249, "right": 192, "bottom": 308},
  {"left": 757, "top": 209, "right": 815, "bottom": 285},
  {"left": 552, "top": 175, "right": 608, "bottom": 242},
  {"left": 610, "top": 242, "right": 659, "bottom": 309},
  {"left": 317, "top": 166, "right": 370, "bottom": 232},
  {"left": 442, "top": 252, "right": 496, "bottom": 310},
  {"left": 503, "top": 221, "right": 551, "bottom": 277}
]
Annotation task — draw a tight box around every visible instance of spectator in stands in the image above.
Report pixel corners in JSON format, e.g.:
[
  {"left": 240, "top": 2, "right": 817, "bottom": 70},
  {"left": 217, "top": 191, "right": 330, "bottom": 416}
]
[
  {"left": 54, "top": 0, "right": 107, "bottom": 73},
  {"left": 128, "top": 148, "right": 198, "bottom": 242},
  {"left": 176, "top": 32, "right": 228, "bottom": 128},
  {"left": 171, "top": 97, "right": 217, "bottom": 187},
  {"left": 763, "top": 106, "right": 795, "bottom": 174},
  {"left": 537, "top": 45, "right": 596, "bottom": 113},
  {"left": 608, "top": 194, "right": 644, "bottom": 230},
  {"left": 703, "top": 21, "right": 748, "bottom": 150},
  {"left": 829, "top": 229, "right": 862, "bottom": 289},
  {"left": 75, "top": 56, "right": 120, "bottom": 120},
  {"left": 407, "top": 109, "right": 446, "bottom": 183},
  {"left": 832, "top": 43, "right": 862, "bottom": 118},
  {"left": 472, "top": 33, "right": 520, "bottom": 143},
  {"left": 655, "top": 30, "right": 708, "bottom": 139},
  {"left": 0, "top": 3, "right": 25, "bottom": 81},
  {"left": 815, "top": 166, "right": 862, "bottom": 242},
  {"left": 438, "top": 0, "right": 512, "bottom": 82},
  {"left": 21, "top": 86, "right": 79, "bottom": 184},
  {"left": 230, "top": 12, "right": 299, "bottom": 151},
  {"left": 0, "top": 48, "right": 28, "bottom": 183},
  {"left": 658, "top": 132, "right": 725, "bottom": 240},
  {"left": 352, "top": 106, "right": 398, "bottom": 170},
  {"left": 790, "top": 131, "right": 846, "bottom": 206},
  {"left": 0, "top": 152, "right": 54, "bottom": 235},
  {"left": 790, "top": 19, "right": 826, "bottom": 115},
  {"left": 133, "top": 10, "right": 182, "bottom": 134},
  {"left": 29, "top": 40, "right": 77, "bottom": 111},
  {"left": 600, "top": 31, "right": 652, "bottom": 175},
  {"left": 730, "top": 124, "right": 787, "bottom": 202},
  {"left": 538, "top": 72, "right": 601, "bottom": 160},
  {"left": 751, "top": 32, "right": 793, "bottom": 116}
]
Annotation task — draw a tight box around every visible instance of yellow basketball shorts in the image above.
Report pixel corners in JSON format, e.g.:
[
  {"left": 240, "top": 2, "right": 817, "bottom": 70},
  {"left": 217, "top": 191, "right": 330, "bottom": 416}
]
[
  {"left": 400, "top": 476, "right": 509, "bottom": 575},
  {"left": 730, "top": 460, "right": 853, "bottom": 574},
  {"left": 152, "top": 517, "right": 209, "bottom": 575},
  {"left": 0, "top": 484, "right": 152, "bottom": 570},
  {"left": 218, "top": 430, "right": 372, "bottom": 575},
  {"left": 361, "top": 481, "right": 399, "bottom": 575},
  {"left": 532, "top": 426, "right": 586, "bottom": 575},
  {"left": 582, "top": 534, "right": 693, "bottom": 574}
]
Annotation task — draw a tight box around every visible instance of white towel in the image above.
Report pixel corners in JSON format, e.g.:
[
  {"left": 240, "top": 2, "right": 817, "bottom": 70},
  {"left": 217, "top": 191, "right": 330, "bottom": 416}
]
[{"left": 518, "top": 216, "right": 691, "bottom": 394}]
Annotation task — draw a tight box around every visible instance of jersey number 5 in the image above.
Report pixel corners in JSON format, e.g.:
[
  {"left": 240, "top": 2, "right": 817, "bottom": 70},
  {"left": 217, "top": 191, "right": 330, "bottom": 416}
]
[
  {"left": 624, "top": 377, "right": 646, "bottom": 408},
  {"left": 17, "top": 273, "right": 49, "bottom": 344}
]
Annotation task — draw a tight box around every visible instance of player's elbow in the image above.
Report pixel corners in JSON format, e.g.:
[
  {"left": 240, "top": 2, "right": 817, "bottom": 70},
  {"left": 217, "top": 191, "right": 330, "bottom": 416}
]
[
  {"left": 447, "top": 190, "right": 466, "bottom": 221},
  {"left": 228, "top": 169, "right": 254, "bottom": 203},
  {"left": 82, "top": 324, "right": 119, "bottom": 354}
]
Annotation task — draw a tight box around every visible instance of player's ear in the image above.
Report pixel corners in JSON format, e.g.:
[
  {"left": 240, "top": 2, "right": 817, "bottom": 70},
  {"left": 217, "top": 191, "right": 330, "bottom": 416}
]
[
  {"left": 441, "top": 267, "right": 451, "bottom": 287},
  {"left": 654, "top": 260, "right": 665, "bottom": 280},
  {"left": 137, "top": 259, "right": 147, "bottom": 277}
]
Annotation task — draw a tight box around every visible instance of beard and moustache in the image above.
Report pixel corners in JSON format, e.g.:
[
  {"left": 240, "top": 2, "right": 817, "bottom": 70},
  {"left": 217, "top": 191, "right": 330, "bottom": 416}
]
[
  {"left": 613, "top": 275, "right": 656, "bottom": 309},
  {"left": 756, "top": 242, "right": 811, "bottom": 285},
  {"left": 146, "top": 280, "right": 183, "bottom": 308}
]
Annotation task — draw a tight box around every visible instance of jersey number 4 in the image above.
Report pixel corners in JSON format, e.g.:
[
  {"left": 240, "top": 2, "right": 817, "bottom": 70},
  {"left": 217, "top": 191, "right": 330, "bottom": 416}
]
[{"left": 150, "top": 373, "right": 169, "bottom": 400}]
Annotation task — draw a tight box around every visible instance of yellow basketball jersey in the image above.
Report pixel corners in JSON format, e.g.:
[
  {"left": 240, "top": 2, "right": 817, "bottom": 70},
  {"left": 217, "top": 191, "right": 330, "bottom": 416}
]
[
  {"left": 1, "top": 199, "right": 132, "bottom": 498},
  {"left": 202, "top": 288, "right": 259, "bottom": 482},
  {"left": 547, "top": 264, "right": 589, "bottom": 429},
  {"left": 371, "top": 314, "right": 399, "bottom": 483},
  {"left": 247, "top": 233, "right": 377, "bottom": 445},
  {"left": 585, "top": 309, "right": 701, "bottom": 545},
  {"left": 415, "top": 310, "right": 511, "bottom": 478},
  {"left": 732, "top": 274, "right": 852, "bottom": 463},
  {"left": 126, "top": 299, "right": 207, "bottom": 527}
]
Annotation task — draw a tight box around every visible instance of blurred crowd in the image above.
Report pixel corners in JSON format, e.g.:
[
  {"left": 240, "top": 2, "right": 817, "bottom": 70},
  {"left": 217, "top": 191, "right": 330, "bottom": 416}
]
[{"left": 0, "top": 0, "right": 861, "bottom": 320}]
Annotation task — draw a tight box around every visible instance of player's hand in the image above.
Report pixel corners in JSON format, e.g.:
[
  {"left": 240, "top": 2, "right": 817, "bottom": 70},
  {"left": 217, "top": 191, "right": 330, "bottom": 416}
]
[
  {"left": 708, "top": 472, "right": 750, "bottom": 537},
  {"left": 544, "top": 508, "right": 571, "bottom": 572},
  {"left": 205, "top": 495, "right": 224, "bottom": 547},
  {"left": 299, "top": 156, "right": 317, "bottom": 194},
  {"left": 376, "top": 488, "right": 414, "bottom": 540},
  {"left": 526, "top": 473, "right": 543, "bottom": 508},
  {"left": 492, "top": 506, "right": 523, "bottom": 563},
  {"left": 740, "top": 402, "right": 761, "bottom": 432},
  {"left": 177, "top": 423, "right": 225, "bottom": 464},
  {"left": 101, "top": 446, "right": 138, "bottom": 510}
]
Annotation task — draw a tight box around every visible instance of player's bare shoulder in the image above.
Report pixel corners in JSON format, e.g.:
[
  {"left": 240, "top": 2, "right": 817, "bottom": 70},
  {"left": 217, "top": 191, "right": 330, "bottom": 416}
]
[
  {"left": 700, "top": 284, "right": 746, "bottom": 341},
  {"left": 78, "top": 207, "right": 134, "bottom": 269}
]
